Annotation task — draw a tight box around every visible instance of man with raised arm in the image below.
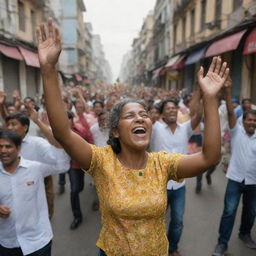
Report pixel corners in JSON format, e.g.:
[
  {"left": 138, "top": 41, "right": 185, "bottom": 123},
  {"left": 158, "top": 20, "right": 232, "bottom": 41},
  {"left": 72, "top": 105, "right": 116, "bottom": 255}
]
[{"left": 212, "top": 78, "right": 256, "bottom": 256}]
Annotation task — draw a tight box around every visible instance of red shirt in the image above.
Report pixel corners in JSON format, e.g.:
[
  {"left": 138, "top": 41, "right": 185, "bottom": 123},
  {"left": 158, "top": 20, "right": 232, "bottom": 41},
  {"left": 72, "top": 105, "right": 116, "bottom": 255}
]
[{"left": 71, "top": 123, "right": 94, "bottom": 169}]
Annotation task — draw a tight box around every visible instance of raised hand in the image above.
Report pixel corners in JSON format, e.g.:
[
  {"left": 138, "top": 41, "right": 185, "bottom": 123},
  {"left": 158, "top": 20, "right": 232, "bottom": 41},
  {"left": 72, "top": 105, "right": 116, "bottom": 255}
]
[
  {"left": 36, "top": 18, "right": 61, "bottom": 68},
  {"left": 197, "top": 57, "right": 229, "bottom": 97},
  {"left": 0, "top": 91, "right": 6, "bottom": 105},
  {"left": 224, "top": 75, "right": 232, "bottom": 89},
  {"left": 0, "top": 205, "right": 11, "bottom": 218},
  {"left": 27, "top": 103, "right": 39, "bottom": 123}
]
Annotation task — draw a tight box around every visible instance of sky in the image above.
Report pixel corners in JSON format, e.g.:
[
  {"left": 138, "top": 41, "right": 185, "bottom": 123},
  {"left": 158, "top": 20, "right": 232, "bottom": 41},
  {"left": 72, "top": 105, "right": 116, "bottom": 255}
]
[{"left": 84, "top": 0, "right": 156, "bottom": 82}]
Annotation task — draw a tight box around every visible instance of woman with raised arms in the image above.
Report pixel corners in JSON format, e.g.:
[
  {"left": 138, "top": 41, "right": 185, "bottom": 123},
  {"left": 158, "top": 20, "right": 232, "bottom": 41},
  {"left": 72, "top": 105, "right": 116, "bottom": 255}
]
[{"left": 37, "top": 19, "right": 229, "bottom": 256}]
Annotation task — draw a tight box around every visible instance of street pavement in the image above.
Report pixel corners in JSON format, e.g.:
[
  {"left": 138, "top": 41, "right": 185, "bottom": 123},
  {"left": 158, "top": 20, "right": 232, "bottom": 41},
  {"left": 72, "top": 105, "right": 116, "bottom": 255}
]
[{"left": 51, "top": 168, "right": 256, "bottom": 256}]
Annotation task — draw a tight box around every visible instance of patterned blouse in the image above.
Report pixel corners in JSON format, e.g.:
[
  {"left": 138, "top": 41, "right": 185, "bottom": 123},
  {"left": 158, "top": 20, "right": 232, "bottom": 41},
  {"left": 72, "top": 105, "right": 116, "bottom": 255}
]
[{"left": 85, "top": 145, "right": 184, "bottom": 256}]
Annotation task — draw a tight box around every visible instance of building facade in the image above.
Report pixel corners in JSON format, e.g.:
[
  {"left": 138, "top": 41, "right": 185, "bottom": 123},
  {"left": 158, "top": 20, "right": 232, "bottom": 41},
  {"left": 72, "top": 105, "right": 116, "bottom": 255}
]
[
  {"left": 120, "top": 0, "right": 256, "bottom": 102},
  {"left": 0, "top": 0, "right": 49, "bottom": 100}
]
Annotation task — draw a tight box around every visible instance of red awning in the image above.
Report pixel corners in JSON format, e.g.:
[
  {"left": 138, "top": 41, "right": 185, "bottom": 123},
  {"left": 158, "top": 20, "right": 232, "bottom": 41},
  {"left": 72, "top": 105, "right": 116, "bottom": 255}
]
[
  {"left": 18, "top": 47, "right": 40, "bottom": 68},
  {"left": 205, "top": 30, "right": 247, "bottom": 57},
  {"left": 75, "top": 74, "right": 83, "bottom": 82},
  {"left": 243, "top": 28, "right": 256, "bottom": 55},
  {"left": 0, "top": 44, "right": 23, "bottom": 61},
  {"left": 172, "top": 55, "right": 186, "bottom": 70}
]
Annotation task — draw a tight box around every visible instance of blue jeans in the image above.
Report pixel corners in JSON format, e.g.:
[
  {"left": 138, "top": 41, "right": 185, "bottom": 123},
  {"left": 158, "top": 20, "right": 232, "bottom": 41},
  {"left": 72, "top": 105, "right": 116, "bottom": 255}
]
[
  {"left": 167, "top": 186, "right": 186, "bottom": 253},
  {"left": 218, "top": 179, "right": 256, "bottom": 245},
  {"left": 98, "top": 249, "right": 107, "bottom": 256},
  {"left": 0, "top": 241, "right": 52, "bottom": 256}
]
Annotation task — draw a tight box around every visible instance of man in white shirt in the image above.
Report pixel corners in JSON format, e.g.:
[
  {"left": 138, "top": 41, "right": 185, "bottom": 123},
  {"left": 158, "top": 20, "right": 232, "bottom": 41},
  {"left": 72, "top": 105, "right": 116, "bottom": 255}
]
[
  {"left": 212, "top": 80, "right": 256, "bottom": 256},
  {"left": 5, "top": 112, "right": 70, "bottom": 218},
  {"left": 90, "top": 111, "right": 110, "bottom": 211},
  {"left": 0, "top": 130, "right": 69, "bottom": 255},
  {"left": 90, "top": 111, "right": 110, "bottom": 147},
  {"left": 150, "top": 98, "right": 202, "bottom": 256}
]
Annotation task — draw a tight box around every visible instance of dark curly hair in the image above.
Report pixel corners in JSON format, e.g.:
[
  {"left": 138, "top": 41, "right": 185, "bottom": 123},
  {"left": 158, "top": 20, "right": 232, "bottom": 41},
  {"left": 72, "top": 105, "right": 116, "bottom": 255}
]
[{"left": 107, "top": 98, "right": 147, "bottom": 154}]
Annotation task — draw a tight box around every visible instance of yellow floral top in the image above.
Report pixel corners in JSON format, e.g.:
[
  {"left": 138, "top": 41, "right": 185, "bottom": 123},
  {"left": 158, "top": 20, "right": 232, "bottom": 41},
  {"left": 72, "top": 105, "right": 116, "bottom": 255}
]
[{"left": 85, "top": 145, "right": 184, "bottom": 256}]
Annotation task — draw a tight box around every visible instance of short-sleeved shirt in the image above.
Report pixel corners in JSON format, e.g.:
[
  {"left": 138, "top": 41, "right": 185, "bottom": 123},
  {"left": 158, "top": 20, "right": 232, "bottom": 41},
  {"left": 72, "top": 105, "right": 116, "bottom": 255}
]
[
  {"left": 150, "top": 120, "right": 193, "bottom": 190},
  {"left": 226, "top": 123, "right": 256, "bottom": 184},
  {"left": 84, "top": 145, "right": 184, "bottom": 256}
]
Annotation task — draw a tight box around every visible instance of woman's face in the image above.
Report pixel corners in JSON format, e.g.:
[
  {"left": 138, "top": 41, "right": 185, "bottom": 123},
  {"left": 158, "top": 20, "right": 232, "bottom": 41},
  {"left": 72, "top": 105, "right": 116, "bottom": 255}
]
[{"left": 116, "top": 103, "right": 152, "bottom": 151}]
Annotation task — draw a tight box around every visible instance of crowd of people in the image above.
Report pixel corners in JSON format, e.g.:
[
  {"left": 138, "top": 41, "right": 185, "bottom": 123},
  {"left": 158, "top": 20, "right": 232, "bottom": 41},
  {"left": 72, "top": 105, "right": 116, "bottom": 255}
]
[{"left": 0, "top": 19, "right": 255, "bottom": 256}]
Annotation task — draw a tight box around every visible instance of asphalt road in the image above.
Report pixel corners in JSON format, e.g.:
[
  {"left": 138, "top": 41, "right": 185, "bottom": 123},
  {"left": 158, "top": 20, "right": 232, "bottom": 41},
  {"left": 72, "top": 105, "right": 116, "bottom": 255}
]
[{"left": 51, "top": 168, "right": 256, "bottom": 256}]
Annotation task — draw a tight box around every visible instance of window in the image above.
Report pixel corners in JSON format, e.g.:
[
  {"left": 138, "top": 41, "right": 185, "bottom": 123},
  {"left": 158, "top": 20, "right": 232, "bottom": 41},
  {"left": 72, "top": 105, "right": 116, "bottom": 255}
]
[
  {"left": 191, "top": 8, "right": 195, "bottom": 36},
  {"left": 215, "top": 0, "right": 222, "bottom": 22},
  {"left": 31, "top": 10, "right": 36, "bottom": 41},
  {"left": 18, "top": 1, "right": 25, "bottom": 31},
  {"left": 233, "top": 0, "right": 243, "bottom": 11},
  {"left": 201, "top": 0, "right": 206, "bottom": 30},
  {"left": 182, "top": 16, "right": 186, "bottom": 43},
  {"left": 173, "top": 24, "right": 177, "bottom": 53}
]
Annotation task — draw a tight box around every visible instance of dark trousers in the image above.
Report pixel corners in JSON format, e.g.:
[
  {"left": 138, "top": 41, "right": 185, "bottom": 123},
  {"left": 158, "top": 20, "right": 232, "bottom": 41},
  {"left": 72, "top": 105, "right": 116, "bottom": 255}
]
[
  {"left": 218, "top": 179, "right": 256, "bottom": 245},
  {"left": 69, "top": 168, "right": 85, "bottom": 219},
  {"left": 0, "top": 241, "right": 51, "bottom": 256},
  {"left": 58, "top": 173, "right": 66, "bottom": 186},
  {"left": 196, "top": 165, "right": 216, "bottom": 186},
  {"left": 167, "top": 186, "right": 186, "bottom": 253}
]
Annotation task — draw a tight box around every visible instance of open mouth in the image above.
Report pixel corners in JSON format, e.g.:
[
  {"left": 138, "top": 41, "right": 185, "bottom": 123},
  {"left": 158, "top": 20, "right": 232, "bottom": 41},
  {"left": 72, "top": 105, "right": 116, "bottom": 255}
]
[{"left": 132, "top": 127, "right": 146, "bottom": 134}]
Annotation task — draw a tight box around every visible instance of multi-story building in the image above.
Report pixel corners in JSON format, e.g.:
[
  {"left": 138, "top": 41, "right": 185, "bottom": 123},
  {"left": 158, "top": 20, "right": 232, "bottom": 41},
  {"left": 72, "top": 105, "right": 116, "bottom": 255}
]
[
  {"left": 0, "top": 0, "right": 49, "bottom": 99},
  {"left": 84, "top": 22, "right": 94, "bottom": 85},
  {"left": 91, "top": 34, "right": 112, "bottom": 84},
  {"left": 58, "top": 0, "right": 86, "bottom": 84},
  {"left": 119, "top": 12, "right": 154, "bottom": 86},
  {"left": 169, "top": 0, "right": 256, "bottom": 100}
]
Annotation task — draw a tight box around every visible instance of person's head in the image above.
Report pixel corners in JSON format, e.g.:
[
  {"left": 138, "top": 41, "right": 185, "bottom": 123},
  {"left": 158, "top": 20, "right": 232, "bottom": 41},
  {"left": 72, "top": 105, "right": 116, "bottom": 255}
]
[
  {"left": 74, "top": 100, "right": 85, "bottom": 115},
  {"left": 5, "top": 112, "right": 30, "bottom": 139},
  {"left": 0, "top": 130, "right": 22, "bottom": 168},
  {"left": 93, "top": 100, "right": 104, "bottom": 116},
  {"left": 183, "top": 94, "right": 192, "bottom": 108},
  {"left": 106, "top": 95, "right": 118, "bottom": 111},
  {"left": 242, "top": 110, "right": 256, "bottom": 136},
  {"left": 98, "top": 111, "right": 109, "bottom": 129},
  {"left": 5, "top": 102, "right": 16, "bottom": 115},
  {"left": 107, "top": 98, "right": 152, "bottom": 154},
  {"left": 241, "top": 98, "right": 252, "bottom": 112},
  {"left": 232, "top": 98, "right": 239, "bottom": 109},
  {"left": 149, "top": 105, "right": 160, "bottom": 124},
  {"left": 159, "top": 99, "right": 179, "bottom": 125}
]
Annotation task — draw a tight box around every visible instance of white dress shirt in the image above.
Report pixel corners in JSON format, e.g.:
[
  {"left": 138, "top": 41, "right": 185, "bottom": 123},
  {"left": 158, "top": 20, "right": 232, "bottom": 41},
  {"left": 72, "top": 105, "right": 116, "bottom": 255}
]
[
  {"left": 150, "top": 120, "right": 193, "bottom": 190},
  {"left": 226, "top": 123, "right": 256, "bottom": 184},
  {"left": 21, "top": 134, "right": 70, "bottom": 167},
  {"left": 0, "top": 157, "right": 69, "bottom": 255},
  {"left": 90, "top": 123, "right": 109, "bottom": 147}
]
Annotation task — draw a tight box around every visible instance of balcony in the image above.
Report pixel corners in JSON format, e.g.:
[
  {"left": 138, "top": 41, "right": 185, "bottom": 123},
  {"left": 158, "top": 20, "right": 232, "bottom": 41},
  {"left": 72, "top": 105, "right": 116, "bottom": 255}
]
[{"left": 174, "top": 0, "right": 189, "bottom": 17}]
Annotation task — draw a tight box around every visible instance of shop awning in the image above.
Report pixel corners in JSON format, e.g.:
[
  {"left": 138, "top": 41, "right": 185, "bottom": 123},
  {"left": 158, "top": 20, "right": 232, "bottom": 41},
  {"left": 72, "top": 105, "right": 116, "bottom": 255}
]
[
  {"left": 172, "top": 55, "right": 186, "bottom": 69},
  {"left": 0, "top": 44, "right": 23, "bottom": 61},
  {"left": 243, "top": 28, "right": 256, "bottom": 55},
  {"left": 18, "top": 47, "right": 40, "bottom": 68},
  {"left": 75, "top": 74, "right": 83, "bottom": 82},
  {"left": 185, "top": 46, "right": 207, "bottom": 65},
  {"left": 165, "top": 55, "right": 180, "bottom": 68},
  {"left": 152, "top": 67, "right": 162, "bottom": 80},
  {"left": 205, "top": 30, "right": 247, "bottom": 57}
]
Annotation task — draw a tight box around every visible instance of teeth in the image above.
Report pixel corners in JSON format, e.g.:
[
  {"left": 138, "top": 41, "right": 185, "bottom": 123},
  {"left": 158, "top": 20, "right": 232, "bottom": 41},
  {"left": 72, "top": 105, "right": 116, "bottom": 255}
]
[{"left": 133, "top": 127, "right": 146, "bottom": 134}]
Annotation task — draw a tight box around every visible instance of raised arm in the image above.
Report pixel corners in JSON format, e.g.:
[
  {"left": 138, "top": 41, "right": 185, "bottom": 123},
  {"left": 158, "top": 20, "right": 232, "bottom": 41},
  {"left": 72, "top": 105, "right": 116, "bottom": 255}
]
[
  {"left": 190, "top": 85, "right": 203, "bottom": 130},
  {"left": 27, "top": 104, "right": 62, "bottom": 148},
  {"left": 0, "top": 91, "right": 8, "bottom": 119},
  {"left": 37, "top": 19, "right": 92, "bottom": 170},
  {"left": 223, "top": 76, "right": 236, "bottom": 129},
  {"left": 177, "top": 57, "right": 229, "bottom": 178}
]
